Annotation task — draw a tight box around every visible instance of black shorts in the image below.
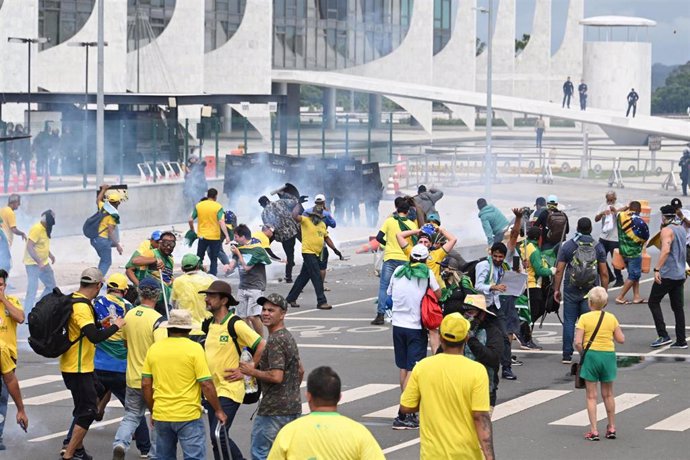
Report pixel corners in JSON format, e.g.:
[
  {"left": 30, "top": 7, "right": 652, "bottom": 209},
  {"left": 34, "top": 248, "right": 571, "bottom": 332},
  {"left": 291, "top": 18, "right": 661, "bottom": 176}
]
[{"left": 62, "top": 372, "right": 98, "bottom": 429}]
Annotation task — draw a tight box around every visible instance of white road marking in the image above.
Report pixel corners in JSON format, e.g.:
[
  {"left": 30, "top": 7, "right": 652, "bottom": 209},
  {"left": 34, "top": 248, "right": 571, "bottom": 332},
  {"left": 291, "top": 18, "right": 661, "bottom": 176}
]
[
  {"left": 303, "top": 383, "right": 397, "bottom": 414},
  {"left": 492, "top": 390, "right": 572, "bottom": 421},
  {"left": 286, "top": 297, "right": 377, "bottom": 317},
  {"left": 608, "top": 277, "right": 654, "bottom": 291},
  {"left": 29, "top": 417, "right": 124, "bottom": 443},
  {"left": 19, "top": 375, "right": 63, "bottom": 388},
  {"left": 549, "top": 393, "right": 657, "bottom": 426},
  {"left": 540, "top": 322, "right": 690, "bottom": 330},
  {"left": 23, "top": 390, "right": 72, "bottom": 405},
  {"left": 646, "top": 408, "right": 690, "bottom": 432}
]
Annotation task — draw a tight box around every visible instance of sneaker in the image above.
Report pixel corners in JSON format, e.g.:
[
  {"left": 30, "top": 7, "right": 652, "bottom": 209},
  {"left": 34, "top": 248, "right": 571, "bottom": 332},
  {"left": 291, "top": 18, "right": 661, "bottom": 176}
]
[
  {"left": 612, "top": 280, "right": 624, "bottom": 288},
  {"left": 392, "top": 415, "right": 419, "bottom": 430},
  {"left": 515, "top": 334, "right": 530, "bottom": 349},
  {"left": 605, "top": 426, "right": 617, "bottom": 439},
  {"left": 371, "top": 313, "right": 384, "bottom": 325},
  {"left": 650, "top": 337, "right": 673, "bottom": 348},
  {"left": 409, "top": 413, "right": 419, "bottom": 425},
  {"left": 317, "top": 303, "right": 332, "bottom": 310},
  {"left": 73, "top": 448, "right": 93, "bottom": 460},
  {"left": 584, "top": 431, "right": 600, "bottom": 441},
  {"left": 502, "top": 368, "right": 517, "bottom": 380},
  {"left": 287, "top": 301, "right": 300, "bottom": 309},
  {"left": 562, "top": 357, "right": 572, "bottom": 364},
  {"left": 284, "top": 278, "right": 293, "bottom": 284},
  {"left": 113, "top": 445, "right": 126, "bottom": 460},
  {"left": 670, "top": 341, "right": 688, "bottom": 349},
  {"left": 511, "top": 355, "right": 524, "bottom": 366},
  {"left": 524, "top": 340, "right": 542, "bottom": 350},
  {"left": 139, "top": 452, "right": 150, "bottom": 459}
]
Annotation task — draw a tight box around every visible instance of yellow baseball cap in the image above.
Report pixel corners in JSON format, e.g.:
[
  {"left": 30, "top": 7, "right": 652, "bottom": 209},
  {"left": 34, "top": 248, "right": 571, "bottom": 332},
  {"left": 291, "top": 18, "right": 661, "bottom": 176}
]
[
  {"left": 106, "top": 273, "right": 129, "bottom": 291},
  {"left": 440, "top": 313, "right": 471, "bottom": 343}
]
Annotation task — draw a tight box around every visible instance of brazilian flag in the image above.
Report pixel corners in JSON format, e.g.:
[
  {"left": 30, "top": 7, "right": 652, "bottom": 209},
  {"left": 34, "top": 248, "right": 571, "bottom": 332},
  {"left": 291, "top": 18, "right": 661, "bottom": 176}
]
[
  {"left": 515, "top": 294, "right": 532, "bottom": 326},
  {"left": 617, "top": 212, "right": 649, "bottom": 258},
  {"left": 239, "top": 238, "right": 272, "bottom": 266}
]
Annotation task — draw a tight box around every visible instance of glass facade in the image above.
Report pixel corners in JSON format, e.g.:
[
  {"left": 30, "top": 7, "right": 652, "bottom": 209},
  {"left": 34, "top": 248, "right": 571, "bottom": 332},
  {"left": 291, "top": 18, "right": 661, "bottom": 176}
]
[
  {"left": 273, "top": 0, "right": 413, "bottom": 70},
  {"left": 204, "top": 0, "right": 247, "bottom": 52},
  {"left": 38, "top": 0, "right": 96, "bottom": 51},
  {"left": 127, "top": 0, "right": 176, "bottom": 52},
  {"left": 433, "top": 0, "right": 452, "bottom": 54}
]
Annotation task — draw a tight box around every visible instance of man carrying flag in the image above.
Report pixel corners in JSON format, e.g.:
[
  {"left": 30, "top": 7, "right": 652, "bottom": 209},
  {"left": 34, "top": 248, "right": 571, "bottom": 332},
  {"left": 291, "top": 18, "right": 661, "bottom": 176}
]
[{"left": 614, "top": 201, "right": 649, "bottom": 305}]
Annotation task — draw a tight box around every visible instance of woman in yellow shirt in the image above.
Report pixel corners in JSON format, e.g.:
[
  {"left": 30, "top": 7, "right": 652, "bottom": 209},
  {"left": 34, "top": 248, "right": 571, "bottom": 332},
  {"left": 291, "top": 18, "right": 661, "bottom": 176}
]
[{"left": 574, "top": 286, "right": 625, "bottom": 442}]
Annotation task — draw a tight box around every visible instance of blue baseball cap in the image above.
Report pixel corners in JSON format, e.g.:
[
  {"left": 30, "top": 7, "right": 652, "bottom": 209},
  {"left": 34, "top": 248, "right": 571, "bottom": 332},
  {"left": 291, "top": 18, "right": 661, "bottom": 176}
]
[
  {"left": 138, "top": 277, "right": 160, "bottom": 290},
  {"left": 150, "top": 230, "right": 162, "bottom": 241},
  {"left": 547, "top": 195, "right": 558, "bottom": 204}
]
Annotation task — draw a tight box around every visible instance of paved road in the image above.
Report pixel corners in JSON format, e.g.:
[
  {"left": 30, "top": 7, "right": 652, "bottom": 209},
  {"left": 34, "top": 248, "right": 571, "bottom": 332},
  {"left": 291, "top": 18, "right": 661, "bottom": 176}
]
[{"left": 4, "top": 250, "right": 690, "bottom": 459}]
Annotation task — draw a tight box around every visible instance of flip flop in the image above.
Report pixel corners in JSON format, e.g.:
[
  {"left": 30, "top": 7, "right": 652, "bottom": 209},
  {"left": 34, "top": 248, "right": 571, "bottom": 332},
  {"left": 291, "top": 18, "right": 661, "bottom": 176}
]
[
  {"left": 632, "top": 298, "right": 647, "bottom": 304},
  {"left": 614, "top": 298, "right": 631, "bottom": 305}
]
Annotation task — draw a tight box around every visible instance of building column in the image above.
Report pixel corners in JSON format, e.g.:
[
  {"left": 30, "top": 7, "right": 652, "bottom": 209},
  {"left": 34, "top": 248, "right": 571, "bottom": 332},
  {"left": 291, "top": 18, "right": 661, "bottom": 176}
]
[
  {"left": 368, "top": 94, "right": 381, "bottom": 129},
  {"left": 322, "top": 87, "right": 336, "bottom": 130},
  {"left": 221, "top": 104, "right": 233, "bottom": 133}
]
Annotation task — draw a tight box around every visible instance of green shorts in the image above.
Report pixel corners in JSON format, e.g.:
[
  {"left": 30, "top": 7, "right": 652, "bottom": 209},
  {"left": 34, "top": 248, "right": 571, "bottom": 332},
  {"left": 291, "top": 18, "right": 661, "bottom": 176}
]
[{"left": 580, "top": 350, "right": 617, "bottom": 383}]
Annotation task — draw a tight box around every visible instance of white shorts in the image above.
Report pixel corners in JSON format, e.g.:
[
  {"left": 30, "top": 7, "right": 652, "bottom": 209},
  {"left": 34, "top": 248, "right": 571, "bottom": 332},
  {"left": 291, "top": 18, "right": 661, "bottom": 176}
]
[{"left": 236, "top": 289, "right": 263, "bottom": 318}]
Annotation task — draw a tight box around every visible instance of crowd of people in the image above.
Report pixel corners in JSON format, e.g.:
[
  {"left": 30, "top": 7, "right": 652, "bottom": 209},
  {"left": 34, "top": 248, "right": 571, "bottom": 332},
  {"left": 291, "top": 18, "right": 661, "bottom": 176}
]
[{"left": 0, "top": 178, "right": 686, "bottom": 459}]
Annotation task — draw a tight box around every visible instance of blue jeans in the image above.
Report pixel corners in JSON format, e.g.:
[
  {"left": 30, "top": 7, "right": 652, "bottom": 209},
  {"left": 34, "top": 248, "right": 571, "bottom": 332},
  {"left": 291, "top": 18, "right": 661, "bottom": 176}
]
[
  {"left": 203, "top": 398, "right": 243, "bottom": 460},
  {"left": 250, "top": 414, "right": 299, "bottom": 460},
  {"left": 562, "top": 288, "right": 590, "bottom": 359},
  {"left": 24, "top": 264, "right": 56, "bottom": 312},
  {"left": 91, "top": 236, "right": 113, "bottom": 276},
  {"left": 113, "top": 386, "right": 156, "bottom": 457},
  {"left": 377, "top": 260, "right": 405, "bottom": 314},
  {"left": 0, "top": 231, "right": 11, "bottom": 273},
  {"left": 155, "top": 417, "right": 206, "bottom": 460},
  {"left": 0, "top": 380, "right": 8, "bottom": 441}
]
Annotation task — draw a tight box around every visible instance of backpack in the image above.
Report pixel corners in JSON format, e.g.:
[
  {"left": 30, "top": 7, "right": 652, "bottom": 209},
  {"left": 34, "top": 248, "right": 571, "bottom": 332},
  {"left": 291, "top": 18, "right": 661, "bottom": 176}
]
[
  {"left": 421, "top": 278, "right": 443, "bottom": 330},
  {"left": 201, "top": 315, "right": 261, "bottom": 404},
  {"left": 463, "top": 257, "right": 488, "bottom": 285},
  {"left": 28, "top": 288, "right": 87, "bottom": 358},
  {"left": 568, "top": 241, "right": 598, "bottom": 289},
  {"left": 546, "top": 210, "right": 568, "bottom": 244},
  {"left": 83, "top": 208, "right": 107, "bottom": 239}
]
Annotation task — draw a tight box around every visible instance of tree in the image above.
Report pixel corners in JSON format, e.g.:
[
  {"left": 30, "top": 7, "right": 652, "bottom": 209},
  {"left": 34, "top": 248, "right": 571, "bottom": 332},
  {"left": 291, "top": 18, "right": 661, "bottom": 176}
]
[
  {"left": 651, "top": 61, "right": 690, "bottom": 115},
  {"left": 515, "top": 33, "right": 530, "bottom": 56}
]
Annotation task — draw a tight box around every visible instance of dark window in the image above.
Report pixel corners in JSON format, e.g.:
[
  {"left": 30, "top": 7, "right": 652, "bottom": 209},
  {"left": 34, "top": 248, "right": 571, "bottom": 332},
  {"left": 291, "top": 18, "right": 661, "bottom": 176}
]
[
  {"left": 433, "top": 0, "right": 452, "bottom": 55},
  {"left": 38, "top": 0, "right": 96, "bottom": 50},
  {"left": 204, "top": 0, "right": 246, "bottom": 52},
  {"left": 127, "top": 0, "right": 176, "bottom": 52}
]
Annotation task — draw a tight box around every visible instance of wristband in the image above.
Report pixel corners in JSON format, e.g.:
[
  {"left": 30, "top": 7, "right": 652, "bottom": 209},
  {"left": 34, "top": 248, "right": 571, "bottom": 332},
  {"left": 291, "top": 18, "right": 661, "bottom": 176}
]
[{"left": 653, "top": 268, "right": 660, "bottom": 272}]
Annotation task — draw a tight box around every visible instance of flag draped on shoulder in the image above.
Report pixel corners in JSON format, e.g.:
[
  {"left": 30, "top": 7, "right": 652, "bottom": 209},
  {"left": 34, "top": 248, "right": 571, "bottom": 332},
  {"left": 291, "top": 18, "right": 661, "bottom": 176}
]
[{"left": 239, "top": 238, "right": 272, "bottom": 266}]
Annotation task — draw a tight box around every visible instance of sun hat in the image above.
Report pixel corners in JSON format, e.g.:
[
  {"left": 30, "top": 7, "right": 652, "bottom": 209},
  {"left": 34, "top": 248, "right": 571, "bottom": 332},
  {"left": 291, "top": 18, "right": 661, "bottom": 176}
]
[
  {"left": 199, "top": 280, "right": 240, "bottom": 306},
  {"left": 160, "top": 309, "right": 198, "bottom": 330}
]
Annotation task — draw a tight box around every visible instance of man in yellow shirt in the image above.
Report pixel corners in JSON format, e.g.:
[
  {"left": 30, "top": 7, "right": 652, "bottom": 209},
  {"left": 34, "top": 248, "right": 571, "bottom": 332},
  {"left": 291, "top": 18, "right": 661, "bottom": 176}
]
[
  {"left": 125, "top": 230, "right": 162, "bottom": 285},
  {"left": 113, "top": 277, "right": 167, "bottom": 460},
  {"left": 0, "top": 269, "right": 24, "bottom": 450},
  {"left": 200, "top": 280, "right": 265, "bottom": 459},
  {"left": 170, "top": 254, "right": 214, "bottom": 337},
  {"left": 0, "top": 194, "right": 27, "bottom": 274},
  {"left": 61, "top": 268, "right": 125, "bottom": 460},
  {"left": 91, "top": 184, "right": 124, "bottom": 277},
  {"left": 372, "top": 197, "right": 418, "bottom": 325},
  {"left": 285, "top": 197, "right": 331, "bottom": 310},
  {"left": 268, "top": 366, "right": 384, "bottom": 460},
  {"left": 188, "top": 188, "right": 231, "bottom": 276},
  {"left": 0, "top": 339, "right": 28, "bottom": 450},
  {"left": 400, "top": 313, "right": 495, "bottom": 460},
  {"left": 23, "top": 209, "right": 56, "bottom": 311},
  {"left": 142, "top": 309, "right": 227, "bottom": 459}
]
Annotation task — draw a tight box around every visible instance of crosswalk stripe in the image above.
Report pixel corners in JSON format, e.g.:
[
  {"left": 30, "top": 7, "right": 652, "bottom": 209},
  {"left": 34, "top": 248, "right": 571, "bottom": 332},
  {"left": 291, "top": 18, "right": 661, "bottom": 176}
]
[
  {"left": 19, "top": 375, "right": 63, "bottom": 388},
  {"left": 363, "top": 404, "right": 398, "bottom": 419},
  {"left": 303, "top": 384, "right": 398, "bottom": 414},
  {"left": 28, "top": 417, "right": 124, "bottom": 443},
  {"left": 492, "top": 390, "right": 572, "bottom": 421},
  {"left": 549, "top": 393, "right": 657, "bottom": 426},
  {"left": 23, "top": 390, "right": 72, "bottom": 405},
  {"left": 645, "top": 408, "right": 690, "bottom": 432}
]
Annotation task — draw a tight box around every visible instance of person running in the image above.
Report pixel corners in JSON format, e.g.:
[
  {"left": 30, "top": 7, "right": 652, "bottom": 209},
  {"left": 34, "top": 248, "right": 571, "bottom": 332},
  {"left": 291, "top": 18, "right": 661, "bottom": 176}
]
[
  {"left": 575, "top": 286, "right": 625, "bottom": 441},
  {"left": 240, "top": 293, "right": 304, "bottom": 460},
  {"left": 614, "top": 201, "right": 649, "bottom": 305},
  {"left": 124, "top": 230, "right": 162, "bottom": 286},
  {"left": 91, "top": 185, "right": 124, "bottom": 277},
  {"left": 647, "top": 205, "right": 688, "bottom": 349},
  {"left": 413, "top": 185, "right": 444, "bottom": 222},
  {"left": 60, "top": 268, "right": 125, "bottom": 460},
  {"left": 594, "top": 191, "right": 624, "bottom": 287},
  {"left": 0, "top": 338, "right": 28, "bottom": 451},
  {"left": 372, "top": 197, "right": 418, "bottom": 325},
  {"left": 477, "top": 199, "right": 509, "bottom": 246},
  {"left": 23, "top": 210, "right": 56, "bottom": 312},
  {"left": 142, "top": 309, "right": 227, "bottom": 459},
  {"left": 285, "top": 198, "right": 332, "bottom": 310},
  {"left": 189, "top": 188, "right": 231, "bottom": 276},
  {"left": 0, "top": 269, "right": 24, "bottom": 450},
  {"left": 400, "top": 313, "right": 494, "bottom": 460},
  {"left": 112, "top": 277, "right": 166, "bottom": 460},
  {"left": 259, "top": 192, "right": 302, "bottom": 283},
  {"left": 0, "top": 194, "right": 27, "bottom": 273},
  {"left": 268, "top": 366, "right": 384, "bottom": 460}
]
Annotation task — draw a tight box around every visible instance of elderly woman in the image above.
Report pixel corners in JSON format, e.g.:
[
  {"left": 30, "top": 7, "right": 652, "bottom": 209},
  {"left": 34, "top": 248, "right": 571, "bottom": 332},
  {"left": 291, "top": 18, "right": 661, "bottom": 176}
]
[{"left": 574, "top": 286, "right": 625, "bottom": 441}]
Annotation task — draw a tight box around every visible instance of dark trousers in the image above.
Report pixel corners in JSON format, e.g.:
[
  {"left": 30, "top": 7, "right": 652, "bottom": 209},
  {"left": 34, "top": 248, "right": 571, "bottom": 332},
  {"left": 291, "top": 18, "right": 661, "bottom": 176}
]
[
  {"left": 488, "top": 304, "right": 512, "bottom": 370},
  {"left": 197, "top": 238, "right": 222, "bottom": 275},
  {"left": 364, "top": 200, "right": 380, "bottom": 227},
  {"left": 682, "top": 176, "right": 688, "bottom": 196},
  {"left": 648, "top": 278, "right": 686, "bottom": 343},
  {"left": 281, "top": 236, "right": 296, "bottom": 281},
  {"left": 562, "top": 93, "right": 572, "bottom": 108},
  {"left": 521, "top": 287, "right": 546, "bottom": 342},
  {"left": 599, "top": 238, "right": 624, "bottom": 284},
  {"left": 203, "top": 398, "right": 243, "bottom": 460},
  {"left": 626, "top": 102, "right": 637, "bottom": 117},
  {"left": 580, "top": 96, "right": 587, "bottom": 110},
  {"left": 286, "top": 253, "right": 327, "bottom": 306},
  {"left": 536, "top": 129, "right": 544, "bottom": 148}
]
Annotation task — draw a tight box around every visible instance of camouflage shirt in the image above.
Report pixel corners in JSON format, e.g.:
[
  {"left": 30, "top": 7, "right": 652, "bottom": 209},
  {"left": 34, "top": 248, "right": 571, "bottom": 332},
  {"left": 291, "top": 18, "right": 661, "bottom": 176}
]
[
  {"left": 257, "top": 328, "right": 302, "bottom": 416},
  {"left": 261, "top": 198, "right": 300, "bottom": 242}
]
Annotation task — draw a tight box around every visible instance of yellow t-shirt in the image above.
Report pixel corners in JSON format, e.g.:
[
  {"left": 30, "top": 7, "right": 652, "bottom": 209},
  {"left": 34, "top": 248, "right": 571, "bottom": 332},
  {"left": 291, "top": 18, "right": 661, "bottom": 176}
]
[
  {"left": 97, "top": 201, "right": 117, "bottom": 237},
  {"left": 170, "top": 272, "right": 214, "bottom": 335},
  {"left": 0, "top": 295, "right": 23, "bottom": 359},
  {"left": 205, "top": 313, "right": 262, "bottom": 403},
  {"left": 59, "top": 293, "right": 96, "bottom": 373},
  {"left": 267, "top": 412, "right": 385, "bottom": 460},
  {"left": 576, "top": 311, "right": 620, "bottom": 352},
  {"left": 380, "top": 216, "right": 419, "bottom": 262},
  {"left": 142, "top": 337, "right": 211, "bottom": 422},
  {"left": 401, "top": 353, "right": 490, "bottom": 460},
  {"left": 402, "top": 243, "right": 446, "bottom": 288},
  {"left": 193, "top": 200, "right": 224, "bottom": 240},
  {"left": 252, "top": 231, "right": 271, "bottom": 249},
  {"left": 0, "top": 206, "right": 17, "bottom": 246},
  {"left": 122, "top": 305, "right": 167, "bottom": 388},
  {"left": 300, "top": 218, "right": 327, "bottom": 255},
  {"left": 136, "top": 239, "right": 155, "bottom": 258},
  {"left": 23, "top": 222, "right": 50, "bottom": 266},
  {"left": 0, "top": 340, "right": 16, "bottom": 375}
]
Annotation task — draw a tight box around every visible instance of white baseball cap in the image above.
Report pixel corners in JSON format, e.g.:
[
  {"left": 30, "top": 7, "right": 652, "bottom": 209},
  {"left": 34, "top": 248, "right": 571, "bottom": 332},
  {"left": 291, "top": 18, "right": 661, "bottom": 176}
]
[
  {"left": 315, "top": 194, "right": 326, "bottom": 203},
  {"left": 410, "top": 244, "right": 429, "bottom": 260}
]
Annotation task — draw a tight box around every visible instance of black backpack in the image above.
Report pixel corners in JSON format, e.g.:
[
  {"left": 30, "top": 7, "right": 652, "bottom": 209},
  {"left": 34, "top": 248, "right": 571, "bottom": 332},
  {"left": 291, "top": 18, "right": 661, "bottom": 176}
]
[
  {"left": 569, "top": 241, "right": 598, "bottom": 290},
  {"left": 83, "top": 208, "right": 107, "bottom": 239},
  {"left": 28, "top": 288, "right": 86, "bottom": 358},
  {"left": 546, "top": 210, "right": 568, "bottom": 244},
  {"left": 201, "top": 315, "right": 261, "bottom": 404}
]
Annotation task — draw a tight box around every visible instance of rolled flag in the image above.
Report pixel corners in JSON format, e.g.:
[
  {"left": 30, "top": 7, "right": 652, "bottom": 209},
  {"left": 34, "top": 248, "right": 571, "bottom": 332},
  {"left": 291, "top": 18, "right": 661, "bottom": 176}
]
[{"left": 184, "top": 229, "right": 198, "bottom": 247}]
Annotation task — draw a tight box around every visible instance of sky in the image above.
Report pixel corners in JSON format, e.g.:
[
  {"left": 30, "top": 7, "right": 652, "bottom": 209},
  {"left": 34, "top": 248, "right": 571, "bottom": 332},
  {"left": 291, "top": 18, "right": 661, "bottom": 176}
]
[{"left": 476, "top": 0, "right": 690, "bottom": 66}]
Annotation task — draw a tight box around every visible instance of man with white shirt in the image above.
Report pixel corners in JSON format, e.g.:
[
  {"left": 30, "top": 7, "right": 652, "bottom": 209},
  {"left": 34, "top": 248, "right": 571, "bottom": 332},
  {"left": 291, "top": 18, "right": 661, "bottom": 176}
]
[{"left": 594, "top": 191, "right": 624, "bottom": 287}]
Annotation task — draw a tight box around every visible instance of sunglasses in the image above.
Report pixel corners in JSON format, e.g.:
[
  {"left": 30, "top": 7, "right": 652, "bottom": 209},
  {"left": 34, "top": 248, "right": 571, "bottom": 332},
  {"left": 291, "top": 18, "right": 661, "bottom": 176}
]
[{"left": 160, "top": 240, "right": 176, "bottom": 246}]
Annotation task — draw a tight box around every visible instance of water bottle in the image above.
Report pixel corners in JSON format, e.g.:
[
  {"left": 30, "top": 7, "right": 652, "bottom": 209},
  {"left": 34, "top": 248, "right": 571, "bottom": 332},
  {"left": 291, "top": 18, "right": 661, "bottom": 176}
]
[{"left": 240, "top": 347, "right": 258, "bottom": 394}]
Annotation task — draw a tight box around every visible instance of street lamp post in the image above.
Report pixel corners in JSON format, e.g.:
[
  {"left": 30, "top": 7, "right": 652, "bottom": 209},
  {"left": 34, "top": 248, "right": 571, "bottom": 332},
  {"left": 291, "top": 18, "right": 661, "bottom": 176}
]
[
  {"left": 477, "top": 1, "right": 494, "bottom": 198},
  {"left": 7, "top": 37, "right": 49, "bottom": 135}
]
